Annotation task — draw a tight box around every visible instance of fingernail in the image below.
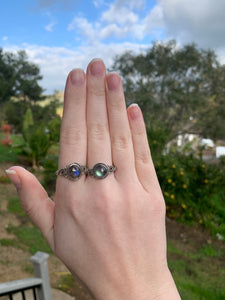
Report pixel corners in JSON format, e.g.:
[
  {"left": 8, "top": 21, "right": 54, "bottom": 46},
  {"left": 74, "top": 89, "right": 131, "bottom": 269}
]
[
  {"left": 70, "top": 69, "right": 85, "bottom": 86},
  {"left": 90, "top": 59, "right": 105, "bottom": 77},
  {"left": 128, "top": 103, "right": 140, "bottom": 120},
  {"left": 5, "top": 169, "right": 21, "bottom": 189},
  {"left": 107, "top": 72, "right": 120, "bottom": 91}
]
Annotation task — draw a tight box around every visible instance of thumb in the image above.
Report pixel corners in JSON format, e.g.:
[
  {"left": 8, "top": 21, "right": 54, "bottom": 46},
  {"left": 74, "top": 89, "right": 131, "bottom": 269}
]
[{"left": 6, "top": 166, "right": 55, "bottom": 250}]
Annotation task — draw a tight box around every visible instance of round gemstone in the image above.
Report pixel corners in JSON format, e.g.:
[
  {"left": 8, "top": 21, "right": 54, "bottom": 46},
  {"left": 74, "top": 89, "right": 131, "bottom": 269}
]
[
  {"left": 68, "top": 164, "right": 81, "bottom": 179},
  {"left": 93, "top": 163, "right": 108, "bottom": 179}
]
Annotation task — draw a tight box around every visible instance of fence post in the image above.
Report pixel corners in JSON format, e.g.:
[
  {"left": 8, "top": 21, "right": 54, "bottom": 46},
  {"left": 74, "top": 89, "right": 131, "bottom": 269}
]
[{"left": 30, "top": 252, "right": 52, "bottom": 300}]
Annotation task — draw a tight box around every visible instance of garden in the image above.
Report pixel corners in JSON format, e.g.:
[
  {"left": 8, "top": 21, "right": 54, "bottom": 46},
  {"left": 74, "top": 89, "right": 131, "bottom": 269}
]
[{"left": 0, "top": 42, "right": 225, "bottom": 299}]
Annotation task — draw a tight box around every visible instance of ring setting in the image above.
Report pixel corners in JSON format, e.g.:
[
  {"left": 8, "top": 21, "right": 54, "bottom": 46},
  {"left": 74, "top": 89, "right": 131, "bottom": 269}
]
[
  {"left": 88, "top": 163, "right": 116, "bottom": 179},
  {"left": 56, "top": 162, "right": 116, "bottom": 181},
  {"left": 56, "top": 163, "right": 87, "bottom": 181}
]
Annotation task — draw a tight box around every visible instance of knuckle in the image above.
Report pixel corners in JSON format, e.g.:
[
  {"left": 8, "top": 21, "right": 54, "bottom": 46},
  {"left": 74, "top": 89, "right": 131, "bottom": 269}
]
[
  {"left": 88, "top": 123, "right": 108, "bottom": 141},
  {"left": 109, "top": 96, "right": 124, "bottom": 110},
  {"left": 60, "top": 126, "right": 85, "bottom": 145},
  {"left": 89, "top": 84, "right": 105, "bottom": 98},
  {"left": 151, "top": 196, "right": 166, "bottom": 216},
  {"left": 136, "top": 148, "right": 151, "bottom": 164},
  {"left": 111, "top": 132, "right": 131, "bottom": 150}
]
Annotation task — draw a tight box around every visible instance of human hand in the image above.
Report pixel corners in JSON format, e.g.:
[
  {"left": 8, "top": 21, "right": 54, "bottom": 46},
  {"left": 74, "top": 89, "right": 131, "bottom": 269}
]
[{"left": 6, "top": 59, "right": 180, "bottom": 300}]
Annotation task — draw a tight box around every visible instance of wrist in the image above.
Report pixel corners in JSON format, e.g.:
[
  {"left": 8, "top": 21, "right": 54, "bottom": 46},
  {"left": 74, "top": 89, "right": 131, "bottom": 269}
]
[{"left": 92, "top": 268, "right": 180, "bottom": 300}]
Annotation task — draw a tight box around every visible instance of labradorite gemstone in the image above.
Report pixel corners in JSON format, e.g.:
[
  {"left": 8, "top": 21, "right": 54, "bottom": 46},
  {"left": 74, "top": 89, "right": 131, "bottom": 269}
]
[
  {"left": 93, "top": 164, "right": 108, "bottom": 179},
  {"left": 68, "top": 165, "right": 80, "bottom": 179}
]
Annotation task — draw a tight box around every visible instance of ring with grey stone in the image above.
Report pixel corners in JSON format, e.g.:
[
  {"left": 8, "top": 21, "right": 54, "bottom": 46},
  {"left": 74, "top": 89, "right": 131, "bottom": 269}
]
[
  {"left": 56, "top": 163, "right": 87, "bottom": 181},
  {"left": 88, "top": 163, "right": 116, "bottom": 179}
]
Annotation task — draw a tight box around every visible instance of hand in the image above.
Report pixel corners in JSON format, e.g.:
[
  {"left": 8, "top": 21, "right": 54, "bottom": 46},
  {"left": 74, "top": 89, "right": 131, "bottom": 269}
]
[{"left": 6, "top": 59, "right": 180, "bottom": 300}]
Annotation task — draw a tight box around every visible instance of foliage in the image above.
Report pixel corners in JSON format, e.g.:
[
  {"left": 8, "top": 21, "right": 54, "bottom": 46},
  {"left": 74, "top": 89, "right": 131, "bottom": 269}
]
[
  {"left": 22, "top": 124, "right": 52, "bottom": 168},
  {"left": 47, "top": 117, "right": 61, "bottom": 143},
  {"left": 0, "top": 48, "right": 44, "bottom": 103},
  {"left": 42, "top": 154, "right": 58, "bottom": 196},
  {"left": 154, "top": 151, "right": 225, "bottom": 238},
  {"left": 19, "top": 106, "right": 60, "bottom": 168},
  {"left": 4, "top": 98, "right": 61, "bottom": 133},
  {"left": 112, "top": 40, "right": 225, "bottom": 141},
  {"left": 0, "top": 133, "right": 22, "bottom": 163},
  {"left": 23, "top": 108, "right": 34, "bottom": 140}
]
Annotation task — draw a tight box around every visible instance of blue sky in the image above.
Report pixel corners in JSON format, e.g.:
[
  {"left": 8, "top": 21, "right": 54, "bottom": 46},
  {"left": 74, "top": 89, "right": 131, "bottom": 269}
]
[
  {"left": 0, "top": 0, "right": 159, "bottom": 47},
  {"left": 1, "top": 0, "right": 225, "bottom": 94}
]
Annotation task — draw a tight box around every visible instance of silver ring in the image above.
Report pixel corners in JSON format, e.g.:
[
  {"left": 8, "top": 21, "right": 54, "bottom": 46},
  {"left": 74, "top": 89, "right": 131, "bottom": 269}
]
[
  {"left": 56, "top": 163, "right": 87, "bottom": 181},
  {"left": 88, "top": 163, "right": 116, "bottom": 179}
]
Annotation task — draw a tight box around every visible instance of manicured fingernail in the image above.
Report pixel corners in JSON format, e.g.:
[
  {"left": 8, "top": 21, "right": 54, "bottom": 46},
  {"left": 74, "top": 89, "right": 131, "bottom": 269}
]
[
  {"left": 90, "top": 59, "right": 105, "bottom": 77},
  {"left": 128, "top": 103, "right": 140, "bottom": 120},
  {"left": 5, "top": 169, "right": 21, "bottom": 189},
  {"left": 70, "top": 69, "right": 85, "bottom": 86},
  {"left": 107, "top": 72, "right": 120, "bottom": 91}
]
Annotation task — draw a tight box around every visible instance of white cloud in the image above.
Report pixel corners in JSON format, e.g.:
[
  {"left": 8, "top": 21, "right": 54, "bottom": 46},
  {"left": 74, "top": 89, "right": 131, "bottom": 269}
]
[
  {"left": 2, "top": 36, "right": 8, "bottom": 41},
  {"left": 158, "top": 0, "right": 225, "bottom": 48},
  {"left": 4, "top": 42, "right": 149, "bottom": 94},
  {"left": 93, "top": 0, "right": 105, "bottom": 8},
  {"left": 101, "top": 5, "right": 138, "bottom": 26},
  {"left": 45, "top": 21, "right": 56, "bottom": 32},
  {"left": 6, "top": 0, "right": 225, "bottom": 96},
  {"left": 68, "top": 0, "right": 153, "bottom": 43}
]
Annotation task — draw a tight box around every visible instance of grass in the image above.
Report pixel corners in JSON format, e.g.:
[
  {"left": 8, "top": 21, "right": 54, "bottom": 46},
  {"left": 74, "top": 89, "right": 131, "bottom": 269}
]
[
  {"left": 0, "top": 196, "right": 52, "bottom": 254},
  {"left": 7, "top": 196, "right": 27, "bottom": 217},
  {"left": 0, "top": 133, "right": 23, "bottom": 163},
  {"left": 5, "top": 223, "right": 52, "bottom": 254},
  {"left": 168, "top": 240, "right": 225, "bottom": 299},
  {"left": 56, "top": 273, "right": 92, "bottom": 300}
]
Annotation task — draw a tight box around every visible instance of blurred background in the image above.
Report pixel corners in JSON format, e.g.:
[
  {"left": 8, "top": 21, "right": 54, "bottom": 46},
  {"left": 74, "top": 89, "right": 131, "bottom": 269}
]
[{"left": 0, "top": 1, "right": 225, "bottom": 299}]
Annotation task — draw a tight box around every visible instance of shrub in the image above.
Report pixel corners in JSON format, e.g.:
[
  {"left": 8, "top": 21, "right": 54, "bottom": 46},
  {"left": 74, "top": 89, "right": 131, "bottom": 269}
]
[{"left": 155, "top": 152, "right": 225, "bottom": 238}]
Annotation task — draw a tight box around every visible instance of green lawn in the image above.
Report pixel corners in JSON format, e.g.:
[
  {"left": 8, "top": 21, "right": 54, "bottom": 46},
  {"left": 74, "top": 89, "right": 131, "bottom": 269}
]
[{"left": 0, "top": 133, "right": 23, "bottom": 163}]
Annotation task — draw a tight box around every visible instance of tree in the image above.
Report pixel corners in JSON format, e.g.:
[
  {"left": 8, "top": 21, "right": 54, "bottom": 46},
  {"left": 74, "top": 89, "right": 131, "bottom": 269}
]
[
  {"left": 22, "top": 108, "right": 52, "bottom": 168},
  {"left": 0, "top": 48, "right": 44, "bottom": 103},
  {"left": 4, "top": 98, "right": 61, "bottom": 133},
  {"left": 112, "top": 40, "right": 225, "bottom": 142},
  {"left": 0, "top": 49, "right": 16, "bottom": 103}
]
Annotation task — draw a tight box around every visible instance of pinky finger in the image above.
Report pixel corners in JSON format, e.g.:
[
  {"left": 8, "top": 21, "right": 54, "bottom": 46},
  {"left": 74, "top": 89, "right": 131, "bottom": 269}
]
[{"left": 127, "top": 104, "right": 158, "bottom": 192}]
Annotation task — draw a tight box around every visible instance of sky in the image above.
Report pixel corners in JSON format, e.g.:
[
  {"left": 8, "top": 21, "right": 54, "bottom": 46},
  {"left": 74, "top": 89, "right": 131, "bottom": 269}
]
[{"left": 1, "top": 0, "right": 225, "bottom": 94}]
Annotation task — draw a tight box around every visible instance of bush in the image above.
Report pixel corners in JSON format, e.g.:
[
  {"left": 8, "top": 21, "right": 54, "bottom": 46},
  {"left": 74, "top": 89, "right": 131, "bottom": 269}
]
[
  {"left": 42, "top": 155, "right": 58, "bottom": 196},
  {"left": 155, "top": 152, "right": 225, "bottom": 238}
]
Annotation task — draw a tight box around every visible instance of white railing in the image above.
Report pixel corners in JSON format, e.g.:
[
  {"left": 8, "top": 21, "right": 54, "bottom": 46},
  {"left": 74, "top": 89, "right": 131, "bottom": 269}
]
[{"left": 0, "top": 252, "right": 52, "bottom": 300}]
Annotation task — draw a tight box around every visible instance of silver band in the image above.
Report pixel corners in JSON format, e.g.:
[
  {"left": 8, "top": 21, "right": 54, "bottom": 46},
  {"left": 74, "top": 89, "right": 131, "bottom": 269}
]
[
  {"left": 56, "top": 163, "right": 87, "bottom": 181},
  {"left": 88, "top": 163, "right": 116, "bottom": 179}
]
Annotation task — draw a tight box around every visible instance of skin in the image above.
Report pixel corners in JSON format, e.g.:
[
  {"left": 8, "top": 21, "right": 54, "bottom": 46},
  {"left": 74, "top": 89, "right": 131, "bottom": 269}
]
[{"left": 6, "top": 59, "right": 181, "bottom": 300}]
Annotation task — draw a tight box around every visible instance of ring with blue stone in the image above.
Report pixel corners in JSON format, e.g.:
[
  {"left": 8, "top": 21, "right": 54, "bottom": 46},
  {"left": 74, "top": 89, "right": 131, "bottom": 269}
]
[
  {"left": 88, "top": 163, "right": 116, "bottom": 179},
  {"left": 56, "top": 163, "right": 87, "bottom": 181}
]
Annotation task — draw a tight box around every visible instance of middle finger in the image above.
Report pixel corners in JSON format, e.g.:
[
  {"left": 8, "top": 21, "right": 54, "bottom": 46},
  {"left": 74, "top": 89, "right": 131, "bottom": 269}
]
[{"left": 86, "top": 59, "right": 112, "bottom": 168}]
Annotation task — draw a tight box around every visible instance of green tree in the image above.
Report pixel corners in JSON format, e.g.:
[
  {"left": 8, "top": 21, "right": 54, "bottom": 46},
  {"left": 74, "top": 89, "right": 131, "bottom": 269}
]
[
  {"left": 0, "top": 48, "right": 44, "bottom": 103},
  {"left": 0, "top": 49, "right": 15, "bottom": 103},
  {"left": 112, "top": 41, "right": 225, "bottom": 142},
  {"left": 4, "top": 98, "right": 61, "bottom": 133},
  {"left": 22, "top": 108, "right": 52, "bottom": 168}
]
